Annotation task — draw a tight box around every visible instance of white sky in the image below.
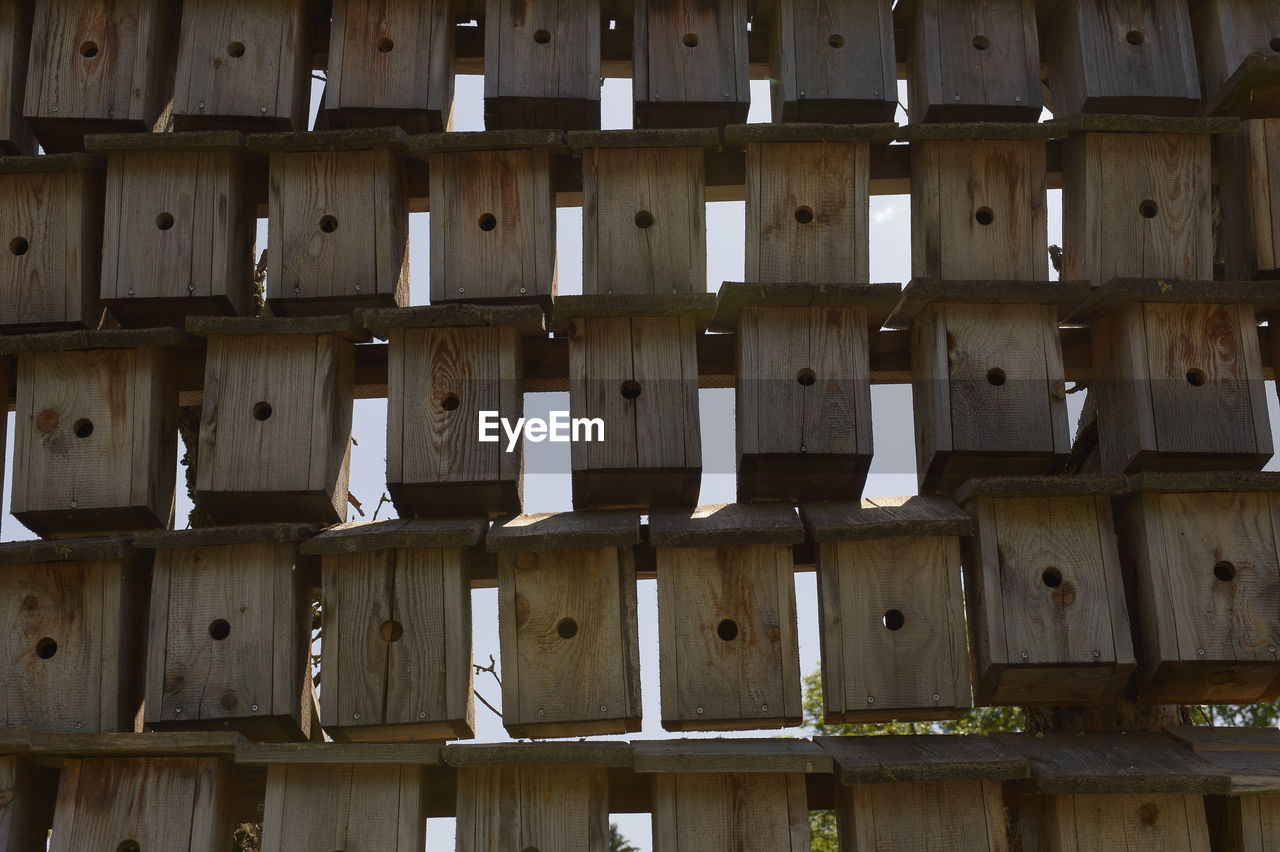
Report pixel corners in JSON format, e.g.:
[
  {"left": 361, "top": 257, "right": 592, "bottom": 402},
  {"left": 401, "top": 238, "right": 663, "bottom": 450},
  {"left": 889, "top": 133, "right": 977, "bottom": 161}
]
[{"left": 5, "top": 70, "right": 1278, "bottom": 851}]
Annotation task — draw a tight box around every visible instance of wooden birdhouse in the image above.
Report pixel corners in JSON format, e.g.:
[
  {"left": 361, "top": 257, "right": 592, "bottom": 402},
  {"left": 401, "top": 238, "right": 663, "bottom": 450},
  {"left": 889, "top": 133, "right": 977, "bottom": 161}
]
[
  {"left": 557, "top": 295, "right": 712, "bottom": 510},
  {"left": 889, "top": 279, "right": 1087, "bottom": 495},
  {"left": 0, "top": 755, "right": 56, "bottom": 851},
  {"left": 1191, "top": 0, "right": 1280, "bottom": 116},
  {"left": 648, "top": 504, "right": 804, "bottom": 731},
  {"left": 800, "top": 497, "right": 973, "bottom": 722},
  {"left": 23, "top": 0, "right": 179, "bottom": 153},
  {"left": 1043, "top": 0, "right": 1201, "bottom": 116},
  {"left": 1004, "top": 733, "right": 1219, "bottom": 852},
  {"left": 1068, "top": 279, "right": 1277, "bottom": 475},
  {"left": 954, "top": 475, "right": 1136, "bottom": 706},
  {"left": 570, "top": 128, "right": 716, "bottom": 296},
  {"left": 769, "top": 0, "right": 896, "bottom": 123},
  {"left": 729, "top": 123, "right": 895, "bottom": 285},
  {"left": 906, "top": 125, "right": 1051, "bottom": 280},
  {"left": 449, "top": 742, "right": 631, "bottom": 850},
  {"left": 0, "top": 153, "right": 104, "bottom": 331},
  {"left": 172, "top": 0, "right": 312, "bottom": 131},
  {"left": 135, "top": 524, "right": 318, "bottom": 741},
  {"left": 712, "top": 282, "right": 896, "bottom": 503},
  {"left": 250, "top": 128, "right": 410, "bottom": 315},
  {"left": 189, "top": 316, "right": 362, "bottom": 525},
  {"left": 1167, "top": 726, "right": 1280, "bottom": 849},
  {"left": 486, "top": 511, "right": 642, "bottom": 738},
  {"left": 0, "top": 537, "right": 145, "bottom": 733},
  {"left": 325, "top": 0, "right": 454, "bottom": 133},
  {"left": 1114, "top": 472, "right": 1280, "bottom": 703},
  {"left": 819, "top": 734, "right": 1028, "bottom": 851},
  {"left": 898, "top": 0, "right": 1041, "bottom": 123},
  {"left": 638, "top": 739, "right": 828, "bottom": 851},
  {"left": 1218, "top": 119, "right": 1280, "bottom": 281},
  {"left": 1061, "top": 118, "right": 1220, "bottom": 284},
  {"left": 633, "top": 0, "right": 749, "bottom": 128},
  {"left": 361, "top": 304, "right": 543, "bottom": 519},
  {"left": 248, "top": 742, "right": 438, "bottom": 851},
  {"left": 86, "top": 132, "right": 258, "bottom": 328},
  {"left": 6, "top": 327, "right": 185, "bottom": 538},
  {"left": 0, "top": 1, "right": 34, "bottom": 155},
  {"left": 48, "top": 755, "right": 234, "bottom": 852},
  {"left": 412, "top": 130, "right": 563, "bottom": 304},
  {"left": 484, "top": 0, "right": 601, "bottom": 130},
  {"left": 302, "top": 518, "right": 484, "bottom": 741}
]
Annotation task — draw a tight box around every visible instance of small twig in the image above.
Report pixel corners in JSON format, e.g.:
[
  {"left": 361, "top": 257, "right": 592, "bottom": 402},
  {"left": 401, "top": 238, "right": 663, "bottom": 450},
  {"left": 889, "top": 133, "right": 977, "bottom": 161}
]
[
  {"left": 311, "top": 71, "right": 327, "bottom": 82},
  {"left": 371, "top": 493, "right": 391, "bottom": 521},
  {"left": 475, "top": 690, "right": 502, "bottom": 719},
  {"left": 474, "top": 653, "right": 502, "bottom": 688},
  {"left": 347, "top": 491, "right": 365, "bottom": 518}
]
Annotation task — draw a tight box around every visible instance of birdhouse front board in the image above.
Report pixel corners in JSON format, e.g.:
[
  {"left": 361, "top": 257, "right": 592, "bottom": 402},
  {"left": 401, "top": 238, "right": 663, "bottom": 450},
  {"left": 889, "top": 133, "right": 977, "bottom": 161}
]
[
  {"left": 48, "top": 757, "right": 233, "bottom": 852},
  {"left": 484, "top": 0, "right": 601, "bottom": 131},
  {"left": 0, "top": 154, "right": 104, "bottom": 330},
  {"left": 303, "top": 517, "right": 483, "bottom": 741},
  {"left": 0, "top": 537, "right": 145, "bottom": 733},
  {"left": 191, "top": 317, "right": 359, "bottom": 525},
  {"left": 632, "top": 0, "right": 749, "bottom": 128},
  {"left": 8, "top": 331, "right": 182, "bottom": 538},
  {"left": 93, "top": 133, "right": 258, "bottom": 327},
  {"left": 487, "top": 511, "right": 642, "bottom": 738},
  {"left": 23, "top": 0, "right": 180, "bottom": 152},
  {"left": 650, "top": 504, "right": 804, "bottom": 732},
  {"left": 956, "top": 476, "right": 1137, "bottom": 706},
  {"left": 801, "top": 497, "right": 973, "bottom": 723},
  {"left": 325, "top": 0, "right": 455, "bottom": 133},
  {"left": 172, "top": 0, "right": 312, "bottom": 131},
  {"left": 1115, "top": 473, "right": 1280, "bottom": 704}
]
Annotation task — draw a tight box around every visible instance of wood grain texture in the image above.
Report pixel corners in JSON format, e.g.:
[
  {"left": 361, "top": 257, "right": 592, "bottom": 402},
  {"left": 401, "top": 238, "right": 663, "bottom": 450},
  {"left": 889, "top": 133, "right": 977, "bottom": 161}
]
[
  {"left": 0, "top": 755, "right": 56, "bottom": 852},
  {"left": 484, "top": 0, "right": 601, "bottom": 130},
  {"left": 911, "top": 139, "right": 1048, "bottom": 280},
  {"left": 145, "top": 542, "right": 313, "bottom": 741},
  {"left": 267, "top": 148, "right": 409, "bottom": 313},
  {"left": 913, "top": 302, "right": 1070, "bottom": 495},
  {"left": 12, "top": 345, "right": 178, "bottom": 536},
  {"left": 817, "top": 536, "right": 971, "bottom": 723},
  {"left": 1221, "top": 795, "right": 1280, "bottom": 852},
  {"left": 745, "top": 140, "right": 869, "bottom": 284},
  {"left": 429, "top": 147, "right": 555, "bottom": 302},
  {"left": 1218, "top": 119, "right": 1280, "bottom": 280},
  {"left": 652, "top": 772, "right": 809, "bottom": 851},
  {"left": 1090, "top": 301, "right": 1272, "bottom": 473},
  {"left": 498, "top": 546, "right": 641, "bottom": 737},
  {"left": 48, "top": 757, "right": 232, "bottom": 852},
  {"left": 1043, "top": 793, "right": 1212, "bottom": 851},
  {"left": 569, "top": 315, "right": 701, "bottom": 509},
  {"left": 0, "top": 555, "right": 143, "bottom": 733},
  {"left": 656, "top": 544, "right": 800, "bottom": 731},
  {"left": 1046, "top": 0, "right": 1201, "bottom": 117},
  {"left": 1192, "top": 0, "right": 1280, "bottom": 117},
  {"left": 633, "top": 0, "right": 749, "bottom": 128},
  {"left": 770, "top": 0, "right": 896, "bottom": 123},
  {"left": 387, "top": 325, "right": 523, "bottom": 518},
  {"left": 964, "top": 494, "right": 1136, "bottom": 705},
  {"left": 456, "top": 765, "right": 609, "bottom": 852},
  {"left": 581, "top": 145, "right": 705, "bottom": 295},
  {"left": 0, "top": 0, "right": 34, "bottom": 154},
  {"left": 0, "top": 166, "right": 104, "bottom": 329},
  {"left": 23, "top": 0, "right": 179, "bottom": 152},
  {"left": 906, "top": 0, "right": 1041, "bottom": 122},
  {"left": 195, "top": 333, "right": 354, "bottom": 524},
  {"left": 737, "top": 305, "right": 871, "bottom": 502},
  {"left": 320, "top": 546, "right": 473, "bottom": 740},
  {"left": 260, "top": 762, "right": 426, "bottom": 852},
  {"left": 172, "top": 0, "right": 311, "bottom": 131},
  {"left": 837, "top": 779, "right": 1007, "bottom": 851},
  {"left": 326, "top": 0, "right": 454, "bottom": 133},
  {"left": 101, "top": 150, "right": 256, "bottom": 326},
  {"left": 1063, "top": 132, "right": 1213, "bottom": 286},
  {"left": 1114, "top": 490, "right": 1280, "bottom": 703}
]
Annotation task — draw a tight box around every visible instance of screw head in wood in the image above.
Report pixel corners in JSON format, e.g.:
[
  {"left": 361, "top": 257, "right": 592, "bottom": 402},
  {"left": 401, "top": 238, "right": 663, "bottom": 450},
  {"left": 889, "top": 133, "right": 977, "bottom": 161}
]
[
  {"left": 419, "top": 712, "right": 426, "bottom": 719},
  {"left": 1015, "top": 97, "right": 1022, "bottom": 103},
  {"left": 187, "top": 285, "right": 194, "bottom": 293},
  {"left": 873, "top": 90, "right": 880, "bottom": 96},
  {"left": 1092, "top": 650, "right": 1100, "bottom": 658},
  {"left": 354, "top": 283, "right": 361, "bottom": 292},
  {"left": 197, "top": 102, "right": 205, "bottom": 109},
  {"left": 292, "top": 286, "right": 300, "bottom": 295},
  {"left": 69, "top": 500, "right": 77, "bottom": 508},
  {"left": 537, "top": 708, "right": 545, "bottom": 716},
  {"left": 458, "top": 288, "right": 464, "bottom": 294},
  {"left": 260, "top": 105, "right": 268, "bottom": 113},
  {"left": 175, "top": 706, "right": 183, "bottom": 713},
  {"left": 696, "top": 706, "right": 704, "bottom": 714},
  {"left": 932, "top": 694, "right": 940, "bottom": 702},
  {"left": 520, "top": 288, "right": 526, "bottom": 294},
  {"left": 866, "top": 696, "right": 875, "bottom": 704},
  {"left": 51, "top": 105, "right": 58, "bottom": 112},
  {"left": 251, "top": 704, "right": 258, "bottom": 712},
  {"left": 127, "top": 288, "right": 135, "bottom": 296},
  {"left": 1270, "top": 646, "right": 1277, "bottom": 653},
  {"left": 599, "top": 705, "right": 607, "bottom": 713},
  {"left": 760, "top": 704, "right": 767, "bottom": 712},
  {"left": 107, "top": 109, "right": 113, "bottom": 118},
  {"left": 954, "top": 95, "right": 961, "bottom": 101},
  {"left": 353, "top": 712, "right": 361, "bottom": 720},
  {"left": 1020, "top": 650, "right": 1029, "bottom": 659},
  {"left": 799, "top": 90, "right": 806, "bottom": 98},
  {"left": 73, "top": 721, "right": 81, "bottom": 730},
  {"left": 1198, "top": 649, "right": 1205, "bottom": 655}
]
